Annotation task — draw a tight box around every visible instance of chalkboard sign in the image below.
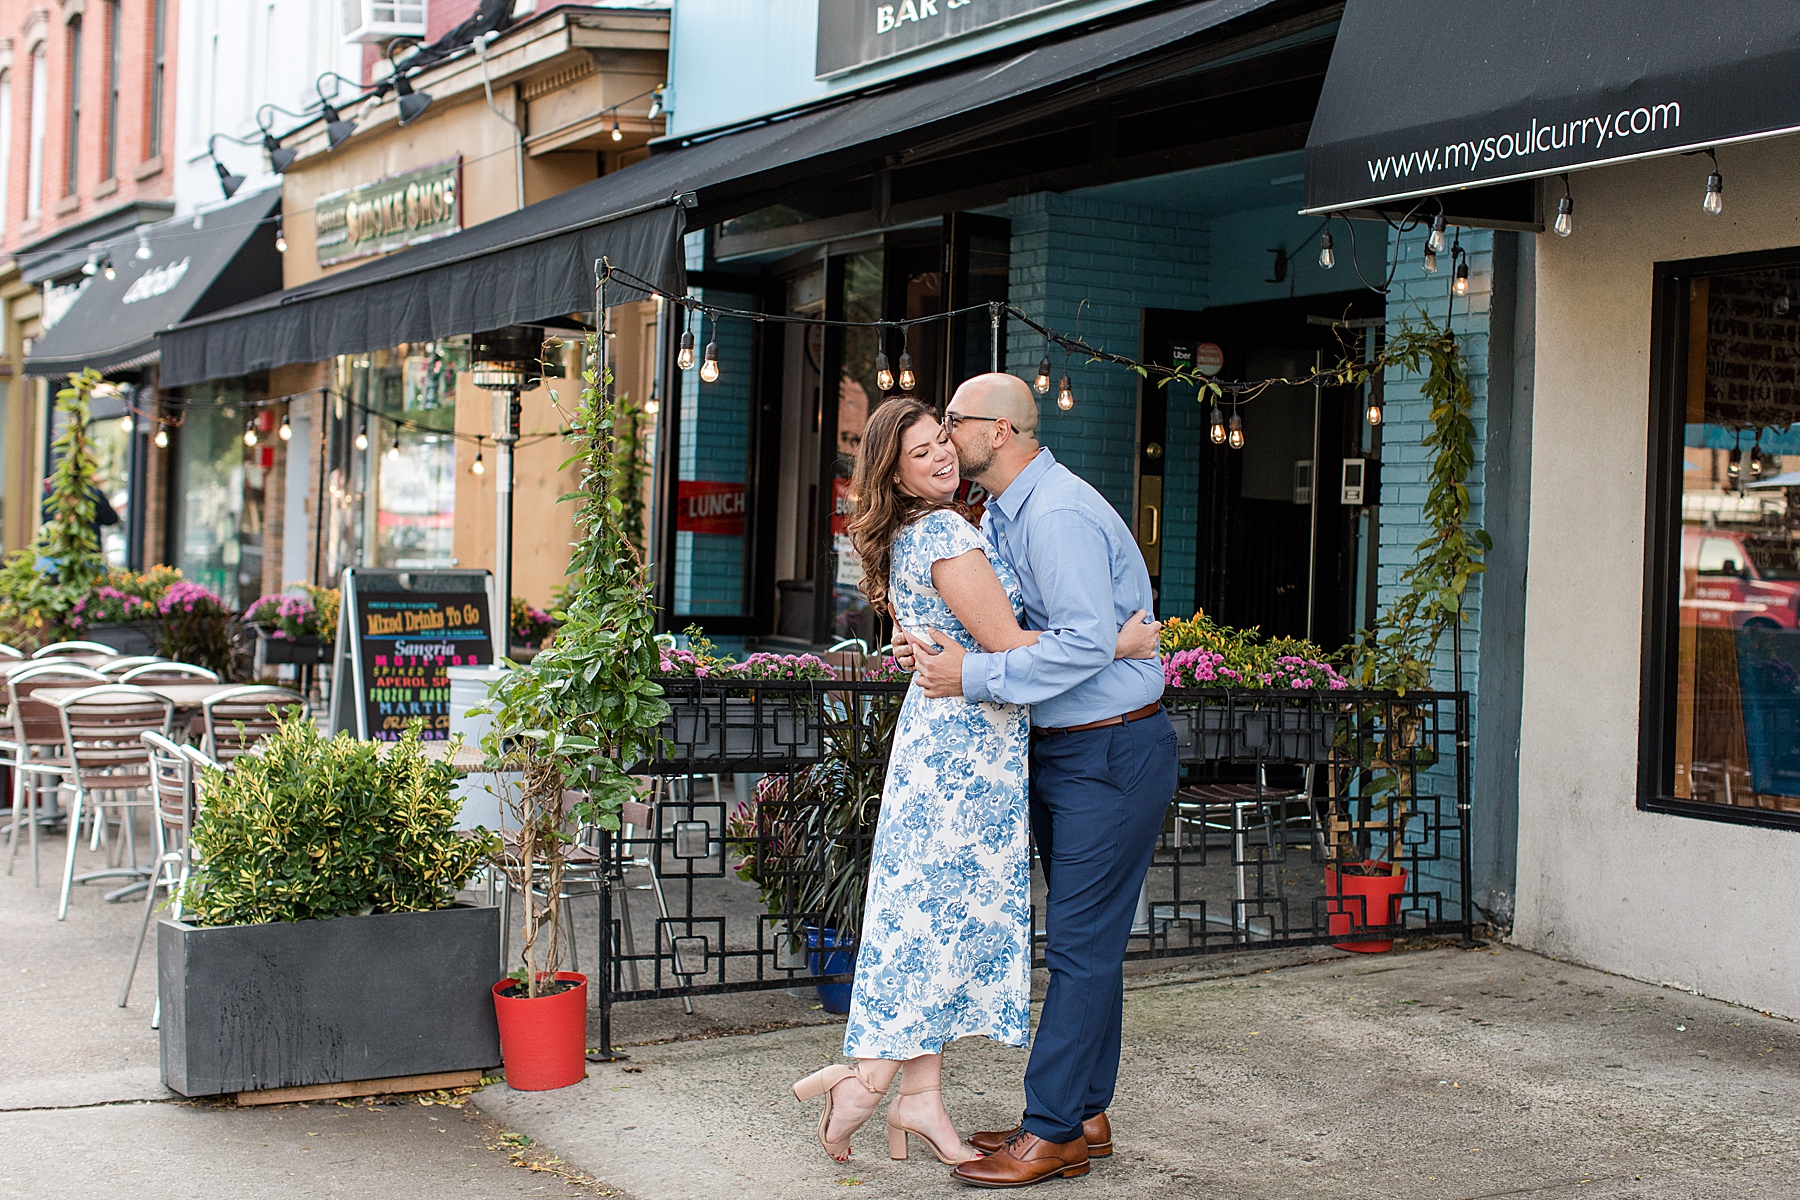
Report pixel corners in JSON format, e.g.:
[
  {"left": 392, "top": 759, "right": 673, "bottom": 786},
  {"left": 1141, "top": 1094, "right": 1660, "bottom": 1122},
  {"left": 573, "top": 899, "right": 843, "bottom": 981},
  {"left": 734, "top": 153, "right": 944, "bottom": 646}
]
[{"left": 331, "top": 568, "right": 494, "bottom": 740}]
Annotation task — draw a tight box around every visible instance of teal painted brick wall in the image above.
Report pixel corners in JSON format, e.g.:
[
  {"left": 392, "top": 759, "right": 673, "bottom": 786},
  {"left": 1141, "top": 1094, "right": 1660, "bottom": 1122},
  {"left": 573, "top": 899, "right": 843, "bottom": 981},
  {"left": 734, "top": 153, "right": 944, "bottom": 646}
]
[{"left": 1004, "top": 192, "right": 1209, "bottom": 617}]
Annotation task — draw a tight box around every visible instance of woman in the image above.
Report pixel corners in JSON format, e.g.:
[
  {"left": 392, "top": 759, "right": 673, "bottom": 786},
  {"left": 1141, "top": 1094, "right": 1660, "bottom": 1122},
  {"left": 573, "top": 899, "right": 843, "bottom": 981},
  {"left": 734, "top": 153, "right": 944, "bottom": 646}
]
[{"left": 792, "top": 397, "right": 1159, "bottom": 1165}]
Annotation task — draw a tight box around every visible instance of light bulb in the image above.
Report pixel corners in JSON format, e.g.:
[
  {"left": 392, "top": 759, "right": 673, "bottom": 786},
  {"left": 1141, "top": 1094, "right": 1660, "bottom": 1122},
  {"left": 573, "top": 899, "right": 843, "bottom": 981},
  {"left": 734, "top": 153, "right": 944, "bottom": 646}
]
[
  {"left": 355, "top": 425, "right": 369, "bottom": 451},
  {"left": 244, "top": 423, "right": 258, "bottom": 447},
  {"left": 700, "top": 342, "right": 720, "bottom": 383},
  {"left": 1423, "top": 246, "right": 1438, "bottom": 274},
  {"left": 387, "top": 436, "right": 401, "bottom": 461},
  {"left": 1034, "top": 356, "right": 1052, "bottom": 394},
  {"left": 1227, "top": 413, "right": 1244, "bottom": 450},
  {"left": 611, "top": 116, "right": 622, "bottom": 142},
  {"left": 1728, "top": 449, "right": 1741, "bottom": 479},
  {"left": 1427, "top": 214, "right": 1446, "bottom": 253},
  {"left": 1554, "top": 194, "right": 1573, "bottom": 237},
  {"left": 154, "top": 426, "right": 169, "bottom": 448},
  {"left": 645, "top": 398, "right": 660, "bottom": 415},
  {"left": 897, "top": 352, "right": 915, "bottom": 392},
  {"left": 1703, "top": 170, "right": 1723, "bottom": 215},
  {"left": 472, "top": 450, "right": 485, "bottom": 475},
  {"left": 677, "top": 329, "right": 696, "bottom": 370},
  {"left": 275, "top": 227, "right": 287, "bottom": 253},
  {"left": 1778, "top": 294, "right": 1792, "bottom": 316},
  {"left": 135, "top": 230, "right": 152, "bottom": 260},
  {"left": 1318, "top": 230, "right": 1335, "bottom": 270},
  {"left": 1366, "top": 402, "right": 1383, "bottom": 427},
  {"left": 1453, "top": 260, "right": 1470, "bottom": 296},
  {"left": 875, "top": 352, "right": 893, "bottom": 391},
  {"left": 120, "top": 413, "right": 134, "bottom": 433},
  {"left": 1209, "top": 406, "right": 1226, "bottom": 444},
  {"left": 103, "top": 261, "right": 116, "bottom": 281},
  {"left": 82, "top": 250, "right": 98, "bottom": 276},
  {"left": 1056, "top": 375, "right": 1073, "bottom": 411},
  {"left": 278, "top": 413, "right": 292, "bottom": 441},
  {"left": 1751, "top": 444, "right": 1764, "bottom": 476}
]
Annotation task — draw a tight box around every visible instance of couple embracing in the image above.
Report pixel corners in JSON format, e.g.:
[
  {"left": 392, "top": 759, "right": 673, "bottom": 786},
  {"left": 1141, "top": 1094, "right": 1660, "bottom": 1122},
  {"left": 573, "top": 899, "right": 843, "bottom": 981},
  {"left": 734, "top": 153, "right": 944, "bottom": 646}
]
[{"left": 792, "top": 372, "right": 1178, "bottom": 1187}]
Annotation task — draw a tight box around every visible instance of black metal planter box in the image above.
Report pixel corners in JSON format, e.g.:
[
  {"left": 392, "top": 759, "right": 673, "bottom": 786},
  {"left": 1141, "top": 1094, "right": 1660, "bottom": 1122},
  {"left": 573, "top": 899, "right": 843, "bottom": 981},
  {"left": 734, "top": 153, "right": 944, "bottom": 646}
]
[
  {"left": 83, "top": 620, "right": 161, "bottom": 656},
  {"left": 157, "top": 904, "right": 501, "bottom": 1098},
  {"left": 257, "top": 632, "right": 335, "bottom": 665}
]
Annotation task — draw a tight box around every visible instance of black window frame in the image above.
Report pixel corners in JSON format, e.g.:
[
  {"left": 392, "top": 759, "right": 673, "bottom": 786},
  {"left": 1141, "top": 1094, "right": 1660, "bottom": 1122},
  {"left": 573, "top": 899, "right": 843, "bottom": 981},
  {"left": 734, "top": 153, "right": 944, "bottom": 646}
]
[
  {"left": 1641, "top": 243, "right": 1800, "bottom": 834},
  {"left": 64, "top": 14, "right": 81, "bottom": 196},
  {"left": 103, "top": 0, "right": 120, "bottom": 181}
]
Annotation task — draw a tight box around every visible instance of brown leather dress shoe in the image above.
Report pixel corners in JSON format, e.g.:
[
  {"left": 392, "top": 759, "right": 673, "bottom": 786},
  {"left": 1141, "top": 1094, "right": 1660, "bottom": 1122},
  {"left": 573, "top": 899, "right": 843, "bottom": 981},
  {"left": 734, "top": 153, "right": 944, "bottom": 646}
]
[
  {"left": 969, "top": 1113, "right": 1112, "bottom": 1159},
  {"left": 950, "top": 1131, "right": 1089, "bottom": 1188}
]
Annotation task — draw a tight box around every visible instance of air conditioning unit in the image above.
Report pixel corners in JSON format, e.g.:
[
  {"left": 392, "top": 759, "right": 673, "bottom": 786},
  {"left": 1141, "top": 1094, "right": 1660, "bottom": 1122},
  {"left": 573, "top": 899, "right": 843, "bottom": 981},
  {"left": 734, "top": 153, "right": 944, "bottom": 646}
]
[{"left": 343, "top": 0, "right": 428, "bottom": 44}]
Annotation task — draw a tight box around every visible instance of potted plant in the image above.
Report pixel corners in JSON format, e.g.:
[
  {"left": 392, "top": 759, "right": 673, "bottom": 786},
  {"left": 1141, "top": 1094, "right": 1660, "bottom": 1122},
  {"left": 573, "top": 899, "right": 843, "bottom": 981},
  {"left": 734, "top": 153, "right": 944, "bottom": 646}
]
[
  {"left": 474, "top": 335, "right": 665, "bottom": 1089},
  {"left": 157, "top": 581, "right": 241, "bottom": 679},
  {"left": 246, "top": 584, "right": 339, "bottom": 666},
  {"left": 1160, "top": 613, "right": 1349, "bottom": 763},
  {"left": 161, "top": 716, "right": 501, "bottom": 1097},
  {"left": 724, "top": 656, "right": 909, "bottom": 1012},
  {"left": 653, "top": 629, "right": 837, "bottom": 765}
]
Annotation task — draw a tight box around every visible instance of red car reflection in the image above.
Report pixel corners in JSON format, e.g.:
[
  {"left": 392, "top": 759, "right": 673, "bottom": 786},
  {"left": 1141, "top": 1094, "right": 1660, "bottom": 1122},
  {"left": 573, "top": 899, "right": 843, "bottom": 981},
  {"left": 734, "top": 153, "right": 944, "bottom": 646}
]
[{"left": 1682, "top": 527, "right": 1800, "bottom": 629}]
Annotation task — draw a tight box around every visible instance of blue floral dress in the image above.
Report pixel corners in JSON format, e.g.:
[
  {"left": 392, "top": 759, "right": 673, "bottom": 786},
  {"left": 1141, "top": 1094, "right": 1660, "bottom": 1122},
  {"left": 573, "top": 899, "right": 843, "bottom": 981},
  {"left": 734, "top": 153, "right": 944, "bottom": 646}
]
[{"left": 842, "top": 508, "right": 1033, "bottom": 1060}]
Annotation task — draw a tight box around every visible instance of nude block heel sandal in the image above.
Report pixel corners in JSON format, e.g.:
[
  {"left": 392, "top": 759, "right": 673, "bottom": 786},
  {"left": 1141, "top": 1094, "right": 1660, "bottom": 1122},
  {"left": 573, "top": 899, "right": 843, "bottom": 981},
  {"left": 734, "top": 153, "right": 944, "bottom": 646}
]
[
  {"left": 793, "top": 1063, "right": 888, "bottom": 1163},
  {"left": 886, "top": 1081, "right": 978, "bottom": 1165}
]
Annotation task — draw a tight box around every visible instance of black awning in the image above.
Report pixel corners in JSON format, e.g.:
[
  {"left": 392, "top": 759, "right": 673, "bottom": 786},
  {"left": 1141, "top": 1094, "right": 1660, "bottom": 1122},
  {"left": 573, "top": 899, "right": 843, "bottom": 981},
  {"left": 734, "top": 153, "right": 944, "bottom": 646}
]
[
  {"left": 1304, "top": 0, "right": 1800, "bottom": 214},
  {"left": 161, "top": 0, "right": 1294, "bottom": 387},
  {"left": 25, "top": 189, "right": 283, "bottom": 378}
]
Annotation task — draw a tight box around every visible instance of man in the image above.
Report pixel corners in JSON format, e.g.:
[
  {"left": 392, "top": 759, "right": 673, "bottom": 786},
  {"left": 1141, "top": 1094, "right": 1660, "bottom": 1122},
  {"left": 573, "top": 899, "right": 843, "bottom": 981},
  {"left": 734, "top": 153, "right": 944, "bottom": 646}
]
[{"left": 895, "top": 372, "right": 1176, "bottom": 1187}]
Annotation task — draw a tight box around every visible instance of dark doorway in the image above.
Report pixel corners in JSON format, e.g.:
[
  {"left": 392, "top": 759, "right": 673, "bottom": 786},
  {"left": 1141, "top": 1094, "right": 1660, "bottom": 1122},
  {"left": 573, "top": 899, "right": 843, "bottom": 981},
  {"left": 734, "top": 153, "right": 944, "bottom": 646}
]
[{"left": 1142, "top": 290, "right": 1381, "bottom": 651}]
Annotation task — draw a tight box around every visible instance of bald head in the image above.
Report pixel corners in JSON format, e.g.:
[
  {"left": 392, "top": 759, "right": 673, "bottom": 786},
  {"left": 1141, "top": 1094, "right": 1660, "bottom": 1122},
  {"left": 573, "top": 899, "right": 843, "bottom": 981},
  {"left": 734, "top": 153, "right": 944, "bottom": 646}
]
[{"left": 948, "top": 372, "right": 1039, "bottom": 437}]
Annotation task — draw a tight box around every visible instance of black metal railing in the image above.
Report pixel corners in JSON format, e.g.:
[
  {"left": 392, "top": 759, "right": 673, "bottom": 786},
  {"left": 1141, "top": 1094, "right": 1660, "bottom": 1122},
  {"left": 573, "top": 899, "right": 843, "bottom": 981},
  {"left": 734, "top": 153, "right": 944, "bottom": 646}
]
[{"left": 592, "top": 679, "right": 1472, "bottom": 1053}]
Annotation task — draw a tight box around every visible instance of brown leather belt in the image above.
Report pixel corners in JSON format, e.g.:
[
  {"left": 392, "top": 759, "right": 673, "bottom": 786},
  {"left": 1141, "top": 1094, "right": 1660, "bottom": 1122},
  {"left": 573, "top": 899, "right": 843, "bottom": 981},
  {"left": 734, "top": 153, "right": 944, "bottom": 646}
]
[{"left": 1033, "top": 701, "right": 1164, "bottom": 738}]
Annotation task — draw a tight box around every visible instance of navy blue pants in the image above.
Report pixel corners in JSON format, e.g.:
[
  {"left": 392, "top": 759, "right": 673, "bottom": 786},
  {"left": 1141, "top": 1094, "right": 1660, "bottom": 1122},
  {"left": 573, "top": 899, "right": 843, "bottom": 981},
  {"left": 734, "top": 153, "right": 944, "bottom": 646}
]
[{"left": 1020, "top": 709, "right": 1177, "bottom": 1144}]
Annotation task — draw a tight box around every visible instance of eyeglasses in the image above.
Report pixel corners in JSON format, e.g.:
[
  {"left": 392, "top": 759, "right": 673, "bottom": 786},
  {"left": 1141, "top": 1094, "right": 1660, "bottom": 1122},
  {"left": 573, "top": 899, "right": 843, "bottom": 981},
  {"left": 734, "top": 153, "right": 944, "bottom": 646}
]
[{"left": 944, "top": 412, "right": 1002, "bottom": 430}]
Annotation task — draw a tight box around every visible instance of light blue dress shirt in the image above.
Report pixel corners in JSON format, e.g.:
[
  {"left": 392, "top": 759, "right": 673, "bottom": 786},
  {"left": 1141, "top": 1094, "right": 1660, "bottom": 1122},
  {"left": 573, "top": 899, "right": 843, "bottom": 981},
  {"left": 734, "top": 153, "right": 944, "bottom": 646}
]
[{"left": 959, "top": 449, "right": 1164, "bottom": 728}]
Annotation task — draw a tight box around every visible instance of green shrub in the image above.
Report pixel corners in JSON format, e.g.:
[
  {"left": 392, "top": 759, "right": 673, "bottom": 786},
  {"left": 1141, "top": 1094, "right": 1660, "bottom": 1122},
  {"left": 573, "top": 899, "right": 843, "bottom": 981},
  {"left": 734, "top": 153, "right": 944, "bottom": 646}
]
[{"left": 180, "top": 713, "right": 498, "bottom": 926}]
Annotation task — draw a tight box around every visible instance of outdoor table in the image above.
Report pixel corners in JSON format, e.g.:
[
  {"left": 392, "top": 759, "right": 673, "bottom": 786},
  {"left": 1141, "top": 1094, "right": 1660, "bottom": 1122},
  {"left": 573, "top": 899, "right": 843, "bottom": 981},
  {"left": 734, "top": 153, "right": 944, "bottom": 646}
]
[
  {"left": 34, "top": 682, "right": 241, "bottom": 712},
  {"left": 411, "top": 739, "right": 487, "bottom": 772}
]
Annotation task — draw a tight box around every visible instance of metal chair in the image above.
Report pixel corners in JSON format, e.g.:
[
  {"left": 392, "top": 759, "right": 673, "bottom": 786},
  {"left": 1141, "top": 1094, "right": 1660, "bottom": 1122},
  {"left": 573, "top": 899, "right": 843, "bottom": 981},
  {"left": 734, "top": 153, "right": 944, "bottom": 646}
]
[
  {"left": 119, "top": 661, "right": 221, "bottom": 684},
  {"left": 121, "top": 731, "right": 201, "bottom": 1011},
  {"left": 30, "top": 641, "right": 117, "bottom": 658},
  {"left": 200, "top": 685, "right": 305, "bottom": 763},
  {"left": 54, "top": 684, "right": 173, "bottom": 920},
  {"left": 99, "top": 656, "right": 163, "bottom": 677},
  {"left": 5, "top": 664, "right": 109, "bottom": 883},
  {"left": 0, "top": 644, "right": 25, "bottom": 660}
]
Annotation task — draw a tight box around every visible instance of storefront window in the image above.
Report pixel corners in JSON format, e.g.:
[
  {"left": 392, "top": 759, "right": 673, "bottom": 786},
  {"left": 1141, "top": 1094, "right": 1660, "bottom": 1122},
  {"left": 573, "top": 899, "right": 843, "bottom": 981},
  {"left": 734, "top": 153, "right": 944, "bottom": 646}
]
[
  {"left": 335, "top": 340, "right": 463, "bottom": 571},
  {"left": 829, "top": 252, "right": 884, "bottom": 647},
  {"left": 169, "top": 384, "right": 252, "bottom": 606},
  {"left": 1659, "top": 261, "right": 1800, "bottom": 818}
]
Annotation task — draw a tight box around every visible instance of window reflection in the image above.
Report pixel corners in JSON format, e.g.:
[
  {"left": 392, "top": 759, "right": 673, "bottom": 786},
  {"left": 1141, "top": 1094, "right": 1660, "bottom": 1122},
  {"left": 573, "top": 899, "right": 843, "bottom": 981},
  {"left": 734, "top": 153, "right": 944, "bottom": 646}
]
[{"left": 1674, "top": 266, "right": 1800, "bottom": 812}]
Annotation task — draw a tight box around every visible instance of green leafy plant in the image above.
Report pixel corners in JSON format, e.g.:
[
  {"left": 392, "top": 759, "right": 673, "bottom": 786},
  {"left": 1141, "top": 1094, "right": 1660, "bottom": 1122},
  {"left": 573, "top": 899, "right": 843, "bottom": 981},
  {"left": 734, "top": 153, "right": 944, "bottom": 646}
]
[
  {"left": 0, "top": 369, "right": 109, "bottom": 645},
  {"left": 179, "top": 714, "right": 498, "bottom": 926},
  {"left": 612, "top": 390, "right": 651, "bottom": 562},
  {"left": 157, "top": 581, "right": 241, "bottom": 678},
  {"left": 473, "top": 335, "right": 667, "bottom": 998}
]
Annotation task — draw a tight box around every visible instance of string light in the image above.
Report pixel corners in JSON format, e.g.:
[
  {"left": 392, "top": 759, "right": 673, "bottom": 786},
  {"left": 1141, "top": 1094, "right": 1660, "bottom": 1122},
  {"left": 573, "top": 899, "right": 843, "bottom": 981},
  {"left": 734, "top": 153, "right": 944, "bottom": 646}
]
[
  {"left": 278, "top": 411, "right": 292, "bottom": 441},
  {"left": 1451, "top": 234, "right": 1469, "bottom": 297},
  {"left": 875, "top": 351, "right": 894, "bottom": 391},
  {"left": 1554, "top": 174, "right": 1573, "bottom": 237},
  {"left": 1209, "top": 405, "right": 1226, "bottom": 444},
  {"left": 1423, "top": 245, "right": 1438, "bottom": 275},
  {"left": 1426, "top": 213, "right": 1446, "bottom": 253},
  {"left": 1366, "top": 397, "right": 1383, "bottom": 427},
  {"left": 699, "top": 316, "right": 720, "bottom": 383},
  {"left": 1034, "top": 353, "right": 1052, "bottom": 394},
  {"left": 1727, "top": 447, "right": 1741, "bottom": 480},
  {"left": 472, "top": 436, "right": 485, "bottom": 475},
  {"left": 611, "top": 113, "right": 623, "bottom": 142},
  {"left": 355, "top": 423, "right": 369, "bottom": 451},
  {"left": 1750, "top": 437, "right": 1764, "bottom": 478},
  {"left": 243, "top": 420, "right": 259, "bottom": 447},
  {"left": 1702, "top": 149, "right": 1723, "bottom": 215},
  {"left": 135, "top": 227, "right": 152, "bottom": 260},
  {"left": 82, "top": 245, "right": 100, "bottom": 276},
  {"left": 103, "top": 258, "right": 116, "bottom": 281},
  {"left": 119, "top": 412, "right": 134, "bottom": 433},
  {"left": 154, "top": 426, "right": 169, "bottom": 448},
  {"left": 1318, "top": 229, "right": 1335, "bottom": 270},
  {"left": 677, "top": 327, "right": 696, "bottom": 371},
  {"left": 1056, "top": 374, "right": 1074, "bottom": 410},
  {"left": 275, "top": 222, "right": 287, "bottom": 254},
  {"left": 387, "top": 433, "right": 401, "bottom": 461},
  {"left": 897, "top": 349, "right": 916, "bottom": 392},
  {"left": 1227, "top": 411, "right": 1245, "bottom": 450}
]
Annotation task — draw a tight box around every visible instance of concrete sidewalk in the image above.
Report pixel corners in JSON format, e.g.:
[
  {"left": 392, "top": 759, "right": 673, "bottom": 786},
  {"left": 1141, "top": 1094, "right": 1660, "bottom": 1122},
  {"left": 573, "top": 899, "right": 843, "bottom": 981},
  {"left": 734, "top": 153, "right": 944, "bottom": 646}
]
[{"left": 478, "top": 944, "right": 1800, "bottom": 1200}]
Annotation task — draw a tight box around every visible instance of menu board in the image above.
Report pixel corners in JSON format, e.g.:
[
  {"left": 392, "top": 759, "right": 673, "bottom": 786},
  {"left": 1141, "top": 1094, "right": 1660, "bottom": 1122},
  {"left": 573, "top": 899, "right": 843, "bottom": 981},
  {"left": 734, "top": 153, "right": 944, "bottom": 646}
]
[{"left": 331, "top": 569, "right": 494, "bottom": 740}]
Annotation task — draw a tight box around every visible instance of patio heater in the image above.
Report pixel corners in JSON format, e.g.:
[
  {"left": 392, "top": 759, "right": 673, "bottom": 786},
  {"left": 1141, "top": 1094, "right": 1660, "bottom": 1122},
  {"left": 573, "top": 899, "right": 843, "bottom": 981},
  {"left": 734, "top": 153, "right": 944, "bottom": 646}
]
[{"left": 470, "top": 326, "right": 547, "bottom": 661}]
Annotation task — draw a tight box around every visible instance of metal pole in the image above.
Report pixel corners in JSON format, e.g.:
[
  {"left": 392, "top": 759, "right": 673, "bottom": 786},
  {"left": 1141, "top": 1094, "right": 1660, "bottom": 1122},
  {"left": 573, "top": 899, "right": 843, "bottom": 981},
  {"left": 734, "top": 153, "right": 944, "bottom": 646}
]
[
  {"left": 989, "top": 302, "right": 1000, "bottom": 372},
  {"left": 1305, "top": 350, "right": 1323, "bottom": 642},
  {"left": 1456, "top": 681, "right": 1476, "bottom": 946},
  {"left": 493, "top": 389, "right": 519, "bottom": 661}
]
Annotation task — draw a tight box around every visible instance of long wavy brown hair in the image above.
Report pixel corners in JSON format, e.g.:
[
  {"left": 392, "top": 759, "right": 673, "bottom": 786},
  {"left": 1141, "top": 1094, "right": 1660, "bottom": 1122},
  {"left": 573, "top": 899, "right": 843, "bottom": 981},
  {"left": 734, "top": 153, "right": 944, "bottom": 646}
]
[{"left": 848, "top": 397, "right": 969, "bottom": 618}]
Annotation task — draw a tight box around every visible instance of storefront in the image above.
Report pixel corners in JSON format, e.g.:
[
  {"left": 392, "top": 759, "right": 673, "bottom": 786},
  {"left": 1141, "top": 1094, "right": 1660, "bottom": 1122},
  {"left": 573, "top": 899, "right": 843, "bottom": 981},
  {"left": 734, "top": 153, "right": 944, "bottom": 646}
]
[
  {"left": 1305, "top": 0, "right": 1800, "bottom": 1014},
  {"left": 19, "top": 188, "right": 284, "bottom": 592}
]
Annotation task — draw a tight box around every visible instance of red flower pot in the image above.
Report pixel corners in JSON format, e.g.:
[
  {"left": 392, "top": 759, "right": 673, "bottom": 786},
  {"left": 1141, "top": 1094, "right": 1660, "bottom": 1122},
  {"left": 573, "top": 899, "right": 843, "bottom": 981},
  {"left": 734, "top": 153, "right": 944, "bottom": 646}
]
[
  {"left": 492, "top": 972, "right": 588, "bottom": 1090},
  {"left": 1324, "top": 865, "right": 1408, "bottom": 953}
]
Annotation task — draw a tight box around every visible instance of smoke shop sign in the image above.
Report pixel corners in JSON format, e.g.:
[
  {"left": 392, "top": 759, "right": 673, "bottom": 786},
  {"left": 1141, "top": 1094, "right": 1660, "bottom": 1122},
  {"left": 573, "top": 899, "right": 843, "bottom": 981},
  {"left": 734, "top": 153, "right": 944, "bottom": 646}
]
[
  {"left": 816, "top": 0, "right": 1075, "bottom": 78},
  {"left": 315, "top": 157, "right": 461, "bottom": 266}
]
